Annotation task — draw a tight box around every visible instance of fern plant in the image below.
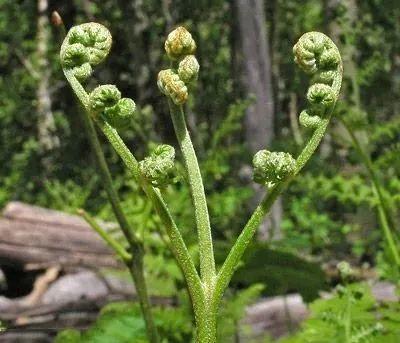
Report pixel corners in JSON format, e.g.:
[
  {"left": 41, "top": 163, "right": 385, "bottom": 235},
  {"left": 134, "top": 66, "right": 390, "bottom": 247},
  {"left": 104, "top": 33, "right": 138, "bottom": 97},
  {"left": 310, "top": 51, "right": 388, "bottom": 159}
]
[
  {"left": 338, "top": 106, "right": 400, "bottom": 277},
  {"left": 60, "top": 23, "right": 342, "bottom": 342},
  {"left": 281, "top": 262, "right": 400, "bottom": 343}
]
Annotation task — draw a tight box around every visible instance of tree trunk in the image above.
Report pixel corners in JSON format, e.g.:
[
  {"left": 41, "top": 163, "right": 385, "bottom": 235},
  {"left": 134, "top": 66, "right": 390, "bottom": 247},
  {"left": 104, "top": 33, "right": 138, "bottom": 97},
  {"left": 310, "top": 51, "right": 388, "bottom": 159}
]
[
  {"left": 234, "top": 0, "right": 274, "bottom": 151},
  {"left": 36, "top": 0, "right": 59, "bottom": 156},
  {"left": 234, "top": 0, "right": 282, "bottom": 239}
]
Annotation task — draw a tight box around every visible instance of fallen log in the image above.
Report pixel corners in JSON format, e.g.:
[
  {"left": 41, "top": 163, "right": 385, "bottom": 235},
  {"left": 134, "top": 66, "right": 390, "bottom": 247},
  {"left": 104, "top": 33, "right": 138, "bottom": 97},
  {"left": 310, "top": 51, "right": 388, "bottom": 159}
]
[
  {"left": 0, "top": 270, "right": 172, "bottom": 343},
  {"left": 0, "top": 202, "right": 120, "bottom": 269},
  {"left": 0, "top": 202, "right": 398, "bottom": 342}
]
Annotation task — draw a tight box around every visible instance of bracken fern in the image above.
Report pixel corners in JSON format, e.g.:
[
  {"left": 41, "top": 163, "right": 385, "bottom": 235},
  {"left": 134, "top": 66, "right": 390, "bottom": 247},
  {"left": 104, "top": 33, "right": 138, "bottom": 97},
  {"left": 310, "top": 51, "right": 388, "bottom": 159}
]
[{"left": 61, "top": 24, "right": 342, "bottom": 342}]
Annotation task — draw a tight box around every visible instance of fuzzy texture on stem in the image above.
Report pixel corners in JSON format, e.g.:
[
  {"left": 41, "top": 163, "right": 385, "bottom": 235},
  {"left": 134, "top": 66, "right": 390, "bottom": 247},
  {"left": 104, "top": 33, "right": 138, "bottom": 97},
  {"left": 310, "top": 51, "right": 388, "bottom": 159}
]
[
  {"left": 214, "top": 31, "right": 343, "bottom": 309},
  {"left": 158, "top": 27, "right": 216, "bottom": 290},
  {"left": 61, "top": 23, "right": 159, "bottom": 343},
  {"left": 98, "top": 119, "right": 205, "bottom": 317},
  {"left": 158, "top": 27, "right": 218, "bottom": 341},
  {"left": 167, "top": 101, "right": 216, "bottom": 287}
]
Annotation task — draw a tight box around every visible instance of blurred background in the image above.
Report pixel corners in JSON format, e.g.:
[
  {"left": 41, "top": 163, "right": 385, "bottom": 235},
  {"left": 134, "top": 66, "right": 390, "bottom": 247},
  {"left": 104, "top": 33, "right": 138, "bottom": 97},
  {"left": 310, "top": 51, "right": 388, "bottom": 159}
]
[{"left": 0, "top": 0, "right": 400, "bottom": 342}]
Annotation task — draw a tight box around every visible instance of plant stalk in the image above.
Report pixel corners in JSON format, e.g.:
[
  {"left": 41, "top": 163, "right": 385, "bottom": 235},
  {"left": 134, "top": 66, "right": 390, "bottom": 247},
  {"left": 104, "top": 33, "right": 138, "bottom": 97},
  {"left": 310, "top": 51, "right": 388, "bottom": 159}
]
[
  {"left": 80, "top": 105, "right": 139, "bottom": 246},
  {"left": 168, "top": 100, "right": 216, "bottom": 288},
  {"left": 195, "top": 304, "right": 217, "bottom": 343},
  {"left": 129, "top": 250, "right": 159, "bottom": 343},
  {"left": 343, "top": 122, "right": 400, "bottom": 265},
  {"left": 78, "top": 209, "right": 132, "bottom": 262},
  {"left": 97, "top": 118, "right": 205, "bottom": 315},
  {"left": 64, "top": 69, "right": 160, "bottom": 343},
  {"left": 215, "top": 117, "right": 332, "bottom": 306}
]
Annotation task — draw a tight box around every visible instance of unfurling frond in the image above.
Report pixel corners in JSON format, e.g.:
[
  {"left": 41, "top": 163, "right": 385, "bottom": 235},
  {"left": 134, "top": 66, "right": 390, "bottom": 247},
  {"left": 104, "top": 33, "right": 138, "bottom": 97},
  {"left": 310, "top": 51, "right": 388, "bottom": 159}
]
[
  {"left": 60, "top": 23, "right": 112, "bottom": 81},
  {"left": 139, "top": 145, "right": 176, "bottom": 187},
  {"left": 165, "top": 26, "right": 196, "bottom": 61},
  {"left": 294, "top": 32, "right": 342, "bottom": 129},
  {"left": 253, "top": 150, "right": 296, "bottom": 186}
]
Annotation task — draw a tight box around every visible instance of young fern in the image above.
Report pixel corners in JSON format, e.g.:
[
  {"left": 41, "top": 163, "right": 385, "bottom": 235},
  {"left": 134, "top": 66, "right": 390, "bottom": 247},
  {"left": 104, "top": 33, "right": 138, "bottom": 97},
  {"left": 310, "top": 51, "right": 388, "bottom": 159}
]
[
  {"left": 60, "top": 23, "right": 160, "bottom": 343},
  {"left": 213, "top": 31, "right": 343, "bottom": 310},
  {"left": 61, "top": 23, "right": 342, "bottom": 343}
]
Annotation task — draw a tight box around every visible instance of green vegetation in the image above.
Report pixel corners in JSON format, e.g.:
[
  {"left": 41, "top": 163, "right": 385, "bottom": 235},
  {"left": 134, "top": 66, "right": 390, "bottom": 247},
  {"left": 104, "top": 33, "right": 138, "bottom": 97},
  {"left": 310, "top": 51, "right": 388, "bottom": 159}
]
[
  {"left": 1, "top": 1, "right": 400, "bottom": 342},
  {"left": 281, "top": 263, "right": 400, "bottom": 343},
  {"left": 58, "top": 21, "right": 342, "bottom": 342}
]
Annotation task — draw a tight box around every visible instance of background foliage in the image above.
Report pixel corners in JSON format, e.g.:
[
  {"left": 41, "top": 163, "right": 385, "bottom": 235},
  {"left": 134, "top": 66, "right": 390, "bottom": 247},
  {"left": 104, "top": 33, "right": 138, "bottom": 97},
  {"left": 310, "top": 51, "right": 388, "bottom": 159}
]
[{"left": 1, "top": 0, "right": 400, "bottom": 341}]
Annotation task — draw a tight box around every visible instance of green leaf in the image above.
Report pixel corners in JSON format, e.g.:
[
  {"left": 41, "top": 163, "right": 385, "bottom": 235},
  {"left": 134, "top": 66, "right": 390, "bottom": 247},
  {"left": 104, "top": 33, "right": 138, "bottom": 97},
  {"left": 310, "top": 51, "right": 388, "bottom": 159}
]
[
  {"left": 54, "top": 329, "right": 82, "bottom": 343},
  {"left": 281, "top": 283, "right": 400, "bottom": 343},
  {"left": 55, "top": 302, "right": 193, "bottom": 343}
]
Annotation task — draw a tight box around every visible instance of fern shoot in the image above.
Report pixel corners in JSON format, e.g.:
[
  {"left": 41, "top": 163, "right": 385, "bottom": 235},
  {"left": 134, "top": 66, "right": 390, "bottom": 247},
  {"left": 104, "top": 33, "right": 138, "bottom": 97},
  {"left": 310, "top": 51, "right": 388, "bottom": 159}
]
[{"left": 61, "top": 23, "right": 342, "bottom": 342}]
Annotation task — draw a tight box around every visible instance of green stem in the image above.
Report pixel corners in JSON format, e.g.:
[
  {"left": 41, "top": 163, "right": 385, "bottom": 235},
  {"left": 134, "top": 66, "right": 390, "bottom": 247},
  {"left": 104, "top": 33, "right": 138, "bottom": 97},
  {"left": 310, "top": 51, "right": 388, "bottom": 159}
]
[
  {"left": 168, "top": 100, "right": 216, "bottom": 287},
  {"left": 376, "top": 195, "right": 400, "bottom": 264},
  {"left": 196, "top": 309, "right": 217, "bottom": 343},
  {"left": 81, "top": 207, "right": 158, "bottom": 343},
  {"left": 343, "top": 122, "right": 400, "bottom": 265},
  {"left": 213, "top": 48, "right": 343, "bottom": 306},
  {"left": 64, "top": 69, "right": 160, "bottom": 343},
  {"left": 344, "top": 290, "right": 351, "bottom": 343},
  {"left": 78, "top": 209, "right": 132, "bottom": 262},
  {"left": 97, "top": 118, "right": 205, "bottom": 315},
  {"left": 129, "top": 252, "right": 160, "bottom": 343},
  {"left": 214, "top": 182, "right": 285, "bottom": 305},
  {"left": 79, "top": 101, "right": 139, "bottom": 246},
  {"left": 214, "top": 117, "right": 331, "bottom": 306}
]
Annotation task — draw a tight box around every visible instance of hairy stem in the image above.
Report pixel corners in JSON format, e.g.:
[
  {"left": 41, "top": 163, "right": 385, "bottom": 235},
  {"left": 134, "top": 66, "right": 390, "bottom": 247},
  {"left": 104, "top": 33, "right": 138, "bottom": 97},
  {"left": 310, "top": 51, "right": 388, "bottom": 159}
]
[
  {"left": 97, "top": 119, "right": 205, "bottom": 315},
  {"left": 168, "top": 100, "right": 216, "bottom": 287},
  {"left": 64, "top": 69, "right": 159, "bottom": 343},
  {"left": 81, "top": 210, "right": 158, "bottom": 342},
  {"left": 80, "top": 102, "right": 139, "bottom": 246},
  {"left": 214, "top": 32, "right": 343, "bottom": 305},
  {"left": 214, "top": 117, "right": 331, "bottom": 306},
  {"left": 196, "top": 309, "right": 217, "bottom": 343},
  {"left": 214, "top": 182, "right": 284, "bottom": 305},
  {"left": 129, "top": 252, "right": 159, "bottom": 343},
  {"left": 78, "top": 209, "right": 132, "bottom": 262}
]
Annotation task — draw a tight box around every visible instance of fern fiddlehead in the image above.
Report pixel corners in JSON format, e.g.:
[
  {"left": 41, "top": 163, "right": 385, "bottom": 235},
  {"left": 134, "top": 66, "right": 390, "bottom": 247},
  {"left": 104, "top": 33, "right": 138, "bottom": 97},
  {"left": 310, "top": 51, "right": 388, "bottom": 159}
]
[
  {"left": 293, "top": 32, "right": 341, "bottom": 130},
  {"left": 61, "top": 24, "right": 204, "bottom": 343},
  {"left": 214, "top": 32, "right": 343, "bottom": 314},
  {"left": 61, "top": 22, "right": 161, "bottom": 343},
  {"left": 62, "top": 23, "right": 343, "bottom": 343},
  {"left": 157, "top": 69, "right": 189, "bottom": 105},
  {"left": 61, "top": 23, "right": 112, "bottom": 88},
  {"left": 164, "top": 26, "right": 196, "bottom": 60},
  {"left": 89, "top": 84, "right": 136, "bottom": 128},
  {"left": 139, "top": 144, "right": 176, "bottom": 187},
  {"left": 253, "top": 150, "right": 296, "bottom": 186},
  {"left": 157, "top": 27, "right": 200, "bottom": 107}
]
